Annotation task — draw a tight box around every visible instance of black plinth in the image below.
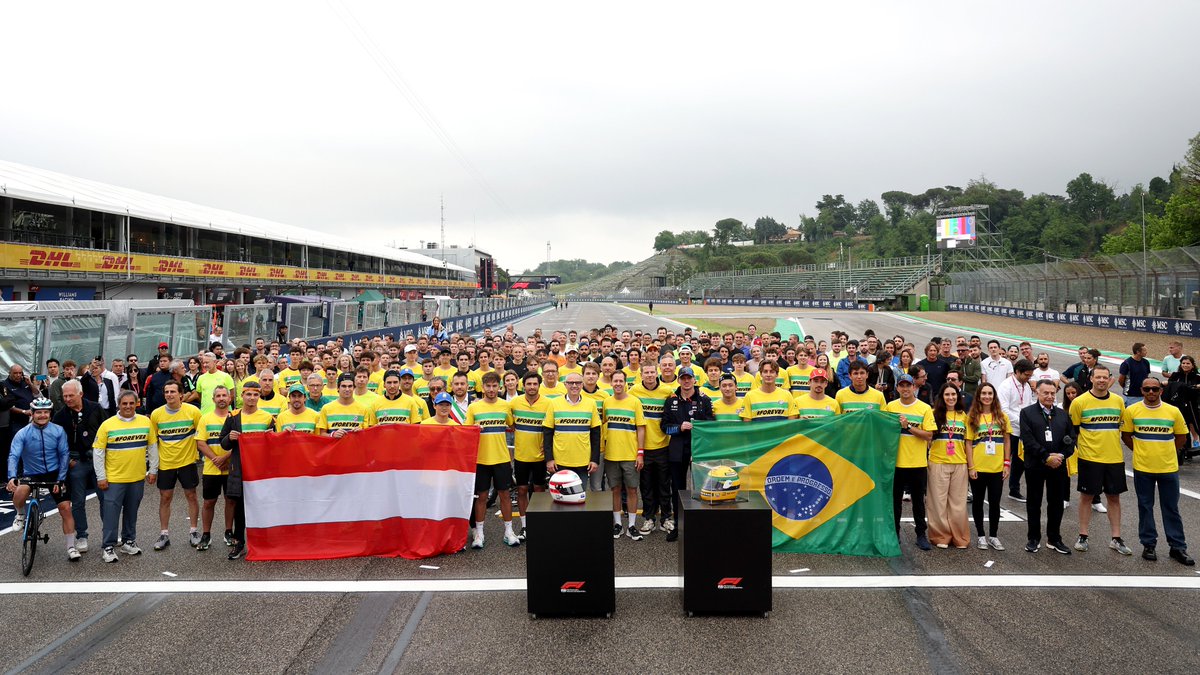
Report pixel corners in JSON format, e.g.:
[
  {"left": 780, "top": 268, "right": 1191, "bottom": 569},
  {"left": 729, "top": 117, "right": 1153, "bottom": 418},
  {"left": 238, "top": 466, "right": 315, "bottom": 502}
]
[
  {"left": 525, "top": 492, "right": 615, "bottom": 618},
  {"left": 679, "top": 489, "right": 773, "bottom": 617}
]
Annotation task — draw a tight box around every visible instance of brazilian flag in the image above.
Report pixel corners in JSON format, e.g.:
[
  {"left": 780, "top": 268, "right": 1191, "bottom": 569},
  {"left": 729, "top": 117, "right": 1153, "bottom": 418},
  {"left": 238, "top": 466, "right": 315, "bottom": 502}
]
[{"left": 692, "top": 409, "right": 901, "bottom": 557}]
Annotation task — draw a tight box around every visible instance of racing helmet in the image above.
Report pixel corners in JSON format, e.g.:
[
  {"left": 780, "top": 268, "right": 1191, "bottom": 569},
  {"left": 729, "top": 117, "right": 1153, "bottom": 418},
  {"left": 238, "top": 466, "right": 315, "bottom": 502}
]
[
  {"left": 548, "top": 470, "right": 586, "bottom": 504},
  {"left": 700, "top": 465, "right": 741, "bottom": 502},
  {"left": 30, "top": 397, "right": 53, "bottom": 411}
]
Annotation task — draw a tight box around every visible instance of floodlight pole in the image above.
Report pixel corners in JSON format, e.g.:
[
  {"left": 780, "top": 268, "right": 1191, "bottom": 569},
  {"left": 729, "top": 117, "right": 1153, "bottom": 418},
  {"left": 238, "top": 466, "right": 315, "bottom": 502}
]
[{"left": 1141, "top": 190, "right": 1148, "bottom": 314}]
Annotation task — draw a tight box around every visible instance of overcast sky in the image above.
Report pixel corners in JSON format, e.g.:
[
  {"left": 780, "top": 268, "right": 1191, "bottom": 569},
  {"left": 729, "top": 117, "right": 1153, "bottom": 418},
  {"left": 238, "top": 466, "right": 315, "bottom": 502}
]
[{"left": 3, "top": 1, "right": 1198, "bottom": 273}]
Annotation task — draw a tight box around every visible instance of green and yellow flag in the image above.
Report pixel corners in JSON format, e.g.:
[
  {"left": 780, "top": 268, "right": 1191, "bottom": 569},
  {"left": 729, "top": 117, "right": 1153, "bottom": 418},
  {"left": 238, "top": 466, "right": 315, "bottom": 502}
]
[{"left": 692, "top": 409, "right": 901, "bottom": 557}]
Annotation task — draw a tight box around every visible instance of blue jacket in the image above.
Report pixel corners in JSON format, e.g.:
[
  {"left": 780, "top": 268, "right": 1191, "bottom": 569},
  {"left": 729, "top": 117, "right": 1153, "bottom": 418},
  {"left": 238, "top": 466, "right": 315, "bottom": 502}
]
[
  {"left": 8, "top": 421, "right": 70, "bottom": 481},
  {"left": 835, "top": 355, "right": 868, "bottom": 388}
]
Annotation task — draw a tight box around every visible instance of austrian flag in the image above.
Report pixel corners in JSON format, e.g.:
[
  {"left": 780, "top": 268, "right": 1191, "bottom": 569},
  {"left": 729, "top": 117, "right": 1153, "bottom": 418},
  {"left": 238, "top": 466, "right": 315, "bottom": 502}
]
[{"left": 239, "top": 424, "right": 480, "bottom": 561}]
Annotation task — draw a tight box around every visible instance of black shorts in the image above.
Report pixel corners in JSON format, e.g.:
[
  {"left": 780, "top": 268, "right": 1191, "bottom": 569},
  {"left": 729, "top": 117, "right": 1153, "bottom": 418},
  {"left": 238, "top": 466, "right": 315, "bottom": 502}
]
[
  {"left": 513, "top": 461, "right": 548, "bottom": 488},
  {"left": 1076, "top": 459, "right": 1127, "bottom": 495},
  {"left": 24, "top": 471, "right": 69, "bottom": 504},
  {"left": 475, "top": 463, "right": 513, "bottom": 493},
  {"left": 202, "top": 474, "right": 228, "bottom": 500},
  {"left": 158, "top": 464, "right": 200, "bottom": 491}
]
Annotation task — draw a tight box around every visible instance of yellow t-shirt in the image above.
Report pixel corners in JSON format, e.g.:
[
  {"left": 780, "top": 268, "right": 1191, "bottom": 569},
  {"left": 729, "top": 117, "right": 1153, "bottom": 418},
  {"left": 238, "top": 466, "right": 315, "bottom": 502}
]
[
  {"left": 256, "top": 393, "right": 285, "bottom": 418},
  {"left": 835, "top": 386, "right": 887, "bottom": 413},
  {"left": 794, "top": 394, "right": 841, "bottom": 420},
  {"left": 236, "top": 408, "right": 277, "bottom": 436},
  {"left": 150, "top": 403, "right": 202, "bottom": 471},
  {"left": 543, "top": 396, "right": 601, "bottom": 467},
  {"left": 414, "top": 377, "right": 433, "bottom": 398},
  {"left": 367, "top": 369, "right": 386, "bottom": 393},
  {"left": 929, "top": 410, "right": 968, "bottom": 465},
  {"left": 740, "top": 388, "right": 797, "bottom": 421},
  {"left": 275, "top": 368, "right": 303, "bottom": 397},
  {"left": 196, "top": 410, "right": 231, "bottom": 476},
  {"left": 539, "top": 381, "right": 568, "bottom": 399},
  {"left": 277, "top": 407, "right": 321, "bottom": 434},
  {"left": 510, "top": 394, "right": 553, "bottom": 463},
  {"left": 1121, "top": 401, "right": 1188, "bottom": 473},
  {"left": 711, "top": 398, "right": 745, "bottom": 422},
  {"left": 94, "top": 414, "right": 156, "bottom": 483},
  {"left": 433, "top": 365, "right": 458, "bottom": 382},
  {"left": 318, "top": 399, "right": 374, "bottom": 433},
  {"left": 353, "top": 390, "right": 381, "bottom": 409},
  {"left": 372, "top": 394, "right": 424, "bottom": 425},
  {"left": 967, "top": 412, "right": 1011, "bottom": 474},
  {"left": 787, "top": 364, "right": 815, "bottom": 396},
  {"left": 887, "top": 399, "right": 934, "bottom": 468},
  {"left": 419, "top": 416, "right": 460, "bottom": 426},
  {"left": 602, "top": 395, "right": 645, "bottom": 462},
  {"left": 752, "top": 372, "right": 787, "bottom": 390},
  {"left": 1069, "top": 391, "right": 1126, "bottom": 464},
  {"left": 732, "top": 372, "right": 754, "bottom": 398},
  {"left": 628, "top": 381, "right": 672, "bottom": 450},
  {"left": 558, "top": 364, "right": 583, "bottom": 384},
  {"left": 466, "top": 398, "right": 513, "bottom": 466}
]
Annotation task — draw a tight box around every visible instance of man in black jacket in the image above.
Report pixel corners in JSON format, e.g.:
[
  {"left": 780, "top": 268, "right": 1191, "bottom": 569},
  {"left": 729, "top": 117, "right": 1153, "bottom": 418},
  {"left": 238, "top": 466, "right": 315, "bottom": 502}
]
[
  {"left": 143, "top": 354, "right": 173, "bottom": 414},
  {"left": 53, "top": 379, "right": 106, "bottom": 553},
  {"left": 661, "top": 370, "right": 714, "bottom": 542},
  {"left": 1020, "top": 379, "right": 1076, "bottom": 554}
]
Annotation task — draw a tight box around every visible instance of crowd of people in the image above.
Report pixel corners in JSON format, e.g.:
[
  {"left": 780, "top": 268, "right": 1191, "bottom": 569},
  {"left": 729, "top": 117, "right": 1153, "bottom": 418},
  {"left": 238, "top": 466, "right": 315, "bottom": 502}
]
[{"left": 1, "top": 315, "right": 1195, "bottom": 567}]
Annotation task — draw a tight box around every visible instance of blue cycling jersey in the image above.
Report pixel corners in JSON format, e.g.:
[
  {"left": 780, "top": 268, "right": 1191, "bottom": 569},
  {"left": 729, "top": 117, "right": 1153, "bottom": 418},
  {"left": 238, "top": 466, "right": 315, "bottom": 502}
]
[{"left": 8, "top": 421, "right": 70, "bottom": 482}]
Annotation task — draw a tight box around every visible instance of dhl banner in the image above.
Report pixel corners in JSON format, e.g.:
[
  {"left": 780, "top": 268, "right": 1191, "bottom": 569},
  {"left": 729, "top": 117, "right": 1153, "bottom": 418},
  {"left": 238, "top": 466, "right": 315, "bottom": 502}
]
[{"left": 0, "top": 243, "right": 473, "bottom": 288}]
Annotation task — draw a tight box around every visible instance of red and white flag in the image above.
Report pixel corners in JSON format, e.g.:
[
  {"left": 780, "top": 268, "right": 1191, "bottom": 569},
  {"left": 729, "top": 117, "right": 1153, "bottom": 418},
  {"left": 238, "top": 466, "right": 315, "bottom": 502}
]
[{"left": 240, "top": 424, "right": 480, "bottom": 561}]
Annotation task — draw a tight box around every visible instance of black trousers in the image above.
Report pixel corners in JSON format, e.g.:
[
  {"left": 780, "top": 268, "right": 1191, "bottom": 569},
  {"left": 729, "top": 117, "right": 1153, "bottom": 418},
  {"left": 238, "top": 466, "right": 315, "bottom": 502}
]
[
  {"left": 231, "top": 496, "right": 246, "bottom": 544},
  {"left": 669, "top": 459, "right": 690, "bottom": 525},
  {"left": 1026, "top": 463, "right": 1068, "bottom": 544},
  {"left": 1008, "top": 434, "right": 1025, "bottom": 495},
  {"left": 893, "top": 466, "right": 928, "bottom": 536},
  {"left": 970, "top": 471, "right": 1004, "bottom": 537},
  {"left": 640, "top": 448, "right": 671, "bottom": 521}
]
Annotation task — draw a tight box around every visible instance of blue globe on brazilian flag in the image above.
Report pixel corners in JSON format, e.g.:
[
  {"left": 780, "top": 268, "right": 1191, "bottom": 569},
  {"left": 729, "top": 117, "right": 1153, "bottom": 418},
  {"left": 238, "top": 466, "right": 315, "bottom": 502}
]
[{"left": 693, "top": 409, "right": 901, "bottom": 557}]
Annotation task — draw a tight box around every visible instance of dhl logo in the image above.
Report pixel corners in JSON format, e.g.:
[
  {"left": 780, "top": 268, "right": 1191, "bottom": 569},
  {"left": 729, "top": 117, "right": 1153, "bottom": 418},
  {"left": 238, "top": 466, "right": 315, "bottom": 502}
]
[
  {"left": 99, "top": 255, "right": 137, "bottom": 271},
  {"left": 19, "top": 249, "right": 80, "bottom": 268},
  {"left": 292, "top": 269, "right": 308, "bottom": 279},
  {"left": 238, "top": 266, "right": 260, "bottom": 277},
  {"left": 315, "top": 271, "right": 329, "bottom": 280},
  {"left": 268, "top": 267, "right": 286, "bottom": 279},
  {"left": 156, "top": 259, "right": 185, "bottom": 273},
  {"left": 334, "top": 273, "right": 346, "bottom": 281},
  {"left": 201, "top": 262, "right": 227, "bottom": 275},
  {"left": 350, "top": 274, "right": 362, "bottom": 281}
]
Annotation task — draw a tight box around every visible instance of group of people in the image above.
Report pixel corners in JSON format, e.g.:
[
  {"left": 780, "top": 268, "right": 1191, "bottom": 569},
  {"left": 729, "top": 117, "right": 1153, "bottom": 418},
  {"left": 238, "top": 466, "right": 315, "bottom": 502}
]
[{"left": 1, "top": 315, "right": 1194, "bottom": 567}]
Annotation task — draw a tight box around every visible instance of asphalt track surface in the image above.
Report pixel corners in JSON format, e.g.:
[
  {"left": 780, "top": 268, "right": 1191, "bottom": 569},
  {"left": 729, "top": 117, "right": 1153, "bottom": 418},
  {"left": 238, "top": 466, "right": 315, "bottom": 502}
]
[{"left": 2, "top": 304, "right": 1199, "bottom": 674}]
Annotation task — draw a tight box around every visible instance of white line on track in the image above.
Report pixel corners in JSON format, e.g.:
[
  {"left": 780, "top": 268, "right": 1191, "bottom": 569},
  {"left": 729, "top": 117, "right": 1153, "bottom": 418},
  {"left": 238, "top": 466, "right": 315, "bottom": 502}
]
[
  {"left": 1124, "top": 468, "right": 1200, "bottom": 501},
  {"left": 2, "top": 574, "right": 1199, "bottom": 595}
]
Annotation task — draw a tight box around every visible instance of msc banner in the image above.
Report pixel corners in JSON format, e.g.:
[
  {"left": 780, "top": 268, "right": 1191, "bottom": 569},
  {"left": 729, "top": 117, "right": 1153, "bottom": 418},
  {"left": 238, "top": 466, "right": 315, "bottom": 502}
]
[
  {"left": 692, "top": 411, "right": 901, "bottom": 557},
  {"left": 704, "top": 298, "right": 859, "bottom": 309},
  {"left": 240, "top": 424, "right": 480, "bottom": 561},
  {"left": 948, "top": 303, "right": 1200, "bottom": 339},
  {"left": 0, "top": 242, "right": 473, "bottom": 289}
]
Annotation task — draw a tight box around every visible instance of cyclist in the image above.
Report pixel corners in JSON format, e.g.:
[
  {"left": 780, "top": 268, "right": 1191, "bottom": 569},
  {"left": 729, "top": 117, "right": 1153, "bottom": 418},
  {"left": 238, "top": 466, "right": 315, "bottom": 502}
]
[{"left": 6, "top": 397, "right": 80, "bottom": 561}]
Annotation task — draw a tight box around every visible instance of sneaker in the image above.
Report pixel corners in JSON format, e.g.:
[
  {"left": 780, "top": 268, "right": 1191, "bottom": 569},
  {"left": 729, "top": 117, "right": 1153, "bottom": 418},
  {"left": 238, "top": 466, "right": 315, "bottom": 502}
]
[
  {"left": 1092, "top": 501, "right": 1108, "bottom": 514},
  {"left": 227, "top": 544, "right": 245, "bottom": 560},
  {"left": 1142, "top": 547, "right": 1157, "bottom": 561},
  {"left": 935, "top": 543, "right": 949, "bottom": 549},
  {"left": 1074, "top": 535, "right": 1089, "bottom": 552},
  {"left": 1008, "top": 492, "right": 1026, "bottom": 503},
  {"left": 638, "top": 519, "right": 656, "bottom": 535},
  {"left": 518, "top": 529, "right": 527, "bottom": 542},
  {"left": 987, "top": 537, "right": 1005, "bottom": 551},
  {"left": 12, "top": 515, "right": 24, "bottom": 531},
  {"left": 660, "top": 517, "right": 675, "bottom": 533},
  {"left": 916, "top": 534, "right": 932, "bottom": 551},
  {"left": 102, "top": 547, "right": 119, "bottom": 563},
  {"left": 1169, "top": 548, "right": 1196, "bottom": 566},
  {"left": 197, "top": 533, "right": 212, "bottom": 551},
  {"left": 503, "top": 531, "right": 520, "bottom": 547},
  {"left": 76, "top": 538, "right": 88, "bottom": 554},
  {"left": 471, "top": 531, "right": 485, "bottom": 550},
  {"left": 224, "top": 530, "right": 235, "bottom": 547},
  {"left": 628, "top": 525, "right": 644, "bottom": 541},
  {"left": 966, "top": 490, "right": 973, "bottom": 504},
  {"left": 120, "top": 541, "right": 142, "bottom": 555},
  {"left": 67, "top": 547, "right": 82, "bottom": 561},
  {"left": 977, "top": 536, "right": 988, "bottom": 550},
  {"left": 665, "top": 529, "right": 678, "bottom": 543},
  {"left": 613, "top": 523, "right": 624, "bottom": 539},
  {"left": 1109, "top": 537, "right": 1132, "bottom": 556},
  {"left": 189, "top": 531, "right": 202, "bottom": 547},
  {"left": 902, "top": 492, "right": 911, "bottom": 502},
  {"left": 1048, "top": 540, "right": 1072, "bottom": 555},
  {"left": 1025, "top": 539, "right": 1040, "bottom": 553},
  {"left": 153, "top": 534, "right": 170, "bottom": 551}
]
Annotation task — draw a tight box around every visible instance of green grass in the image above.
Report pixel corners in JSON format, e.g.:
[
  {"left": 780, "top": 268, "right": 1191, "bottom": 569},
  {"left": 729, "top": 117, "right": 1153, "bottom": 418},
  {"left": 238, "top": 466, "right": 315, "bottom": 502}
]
[{"left": 618, "top": 305, "right": 767, "bottom": 335}]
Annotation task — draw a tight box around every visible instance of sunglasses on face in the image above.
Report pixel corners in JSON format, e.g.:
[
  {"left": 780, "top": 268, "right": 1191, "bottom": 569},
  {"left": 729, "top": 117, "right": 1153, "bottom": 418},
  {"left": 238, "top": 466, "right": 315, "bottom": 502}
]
[{"left": 1142, "top": 386, "right": 1162, "bottom": 392}]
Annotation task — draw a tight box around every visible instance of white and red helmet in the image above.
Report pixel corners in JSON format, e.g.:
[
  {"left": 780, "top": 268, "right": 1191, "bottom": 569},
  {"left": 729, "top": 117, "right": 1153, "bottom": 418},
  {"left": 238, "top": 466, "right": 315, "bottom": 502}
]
[{"left": 548, "top": 470, "right": 586, "bottom": 504}]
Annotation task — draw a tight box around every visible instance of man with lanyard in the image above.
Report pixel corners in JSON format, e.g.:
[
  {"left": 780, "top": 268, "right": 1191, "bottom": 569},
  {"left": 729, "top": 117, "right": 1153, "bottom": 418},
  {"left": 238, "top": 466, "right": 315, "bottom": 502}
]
[
  {"left": 1020, "top": 379, "right": 1074, "bottom": 554},
  {"left": 661, "top": 369, "right": 714, "bottom": 542},
  {"left": 7, "top": 397, "right": 80, "bottom": 561},
  {"left": 373, "top": 370, "right": 424, "bottom": 425},
  {"left": 277, "top": 384, "right": 321, "bottom": 433},
  {"left": 149, "top": 380, "right": 203, "bottom": 551},
  {"left": 448, "top": 371, "right": 472, "bottom": 424},
  {"left": 996, "top": 359, "right": 1036, "bottom": 503},
  {"left": 196, "top": 385, "right": 234, "bottom": 550},
  {"left": 53, "top": 379, "right": 105, "bottom": 554},
  {"left": 1120, "top": 376, "right": 1194, "bottom": 565},
  {"left": 1069, "top": 365, "right": 1131, "bottom": 555},
  {"left": 94, "top": 390, "right": 159, "bottom": 563},
  {"left": 219, "top": 381, "right": 276, "bottom": 560}
]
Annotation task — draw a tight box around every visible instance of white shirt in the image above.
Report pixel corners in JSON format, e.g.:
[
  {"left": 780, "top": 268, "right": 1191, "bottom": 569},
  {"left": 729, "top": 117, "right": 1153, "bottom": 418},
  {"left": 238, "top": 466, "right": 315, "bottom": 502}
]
[
  {"left": 982, "top": 356, "right": 1014, "bottom": 383},
  {"left": 1032, "top": 367, "right": 1060, "bottom": 384},
  {"left": 995, "top": 374, "right": 1035, "bottom": 435}
]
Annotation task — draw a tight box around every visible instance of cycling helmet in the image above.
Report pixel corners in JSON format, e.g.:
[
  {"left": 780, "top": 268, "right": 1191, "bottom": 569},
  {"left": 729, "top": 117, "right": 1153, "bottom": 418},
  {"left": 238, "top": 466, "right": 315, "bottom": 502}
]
[
  {"left": 30, "top": 397, "right": 53, "bottom": 411},
  {"left": 548, "top": 470, "right": 586, "bottom": 504},
  {"left": 700, "top": 465, "right": 741, "bottom": 502}
]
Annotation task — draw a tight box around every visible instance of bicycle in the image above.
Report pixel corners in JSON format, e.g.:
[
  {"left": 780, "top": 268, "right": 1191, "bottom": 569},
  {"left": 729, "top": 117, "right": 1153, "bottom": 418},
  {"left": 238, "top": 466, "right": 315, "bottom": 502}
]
[{"left": 16, "top": 479, "right": 57, "bottom": 577}]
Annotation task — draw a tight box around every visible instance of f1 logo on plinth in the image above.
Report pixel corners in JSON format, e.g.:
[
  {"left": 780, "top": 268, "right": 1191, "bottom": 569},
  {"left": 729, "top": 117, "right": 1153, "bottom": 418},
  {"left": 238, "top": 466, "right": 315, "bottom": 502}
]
[
  {"left": 560, "top": 581, "right": 586, "bottom": 593},
  {"left": 716, "top": 577, "right": 744, "bottom": 590}
]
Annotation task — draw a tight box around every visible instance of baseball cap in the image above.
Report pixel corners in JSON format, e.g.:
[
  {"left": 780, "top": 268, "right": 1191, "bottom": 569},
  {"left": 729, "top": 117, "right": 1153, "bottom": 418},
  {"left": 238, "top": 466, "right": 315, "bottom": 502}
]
[
  {"left": 809, "top": 368, "right": 830, "bottom": 381},
  {"left": 404, "top": 344, "right": 417, "bottom": 353},
  {"left": 158, "top": 342, "right": 169, "bottom": 349},
  {"left": 337, "top": 373, "right": 355, "bottom": 385},
  {"left": 433, "top": 392, "right": 452, "bottom": 405},
  {"left": 719, "top": 373, "right": 736, "bottom": 383},
  {"left": 383, "top": 369, "right": 402, "bottom": 381},
  {"left": 398, "top": 368, "right": 416, "bottom": 378},
  {"left": 678, "top": 344, "right": 693, "bottom": 353},
  {"left": 565, "top": 345, "right": 579, "bottom": 353},
  {"left": 897, "top": 374, "right": 915, "bottom": 385},
  {"left": 677, "top": 369, "right": 695, "bottom": 379},
  {"left": 288, "top": 384, "right": 306, "bottom": 395}
]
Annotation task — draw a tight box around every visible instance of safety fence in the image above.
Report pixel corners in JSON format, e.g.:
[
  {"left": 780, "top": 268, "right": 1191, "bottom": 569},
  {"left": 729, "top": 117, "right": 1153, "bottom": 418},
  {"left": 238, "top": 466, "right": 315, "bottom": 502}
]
[{"left": 948, "top": 303, "right": 1200, "bottom": 339}]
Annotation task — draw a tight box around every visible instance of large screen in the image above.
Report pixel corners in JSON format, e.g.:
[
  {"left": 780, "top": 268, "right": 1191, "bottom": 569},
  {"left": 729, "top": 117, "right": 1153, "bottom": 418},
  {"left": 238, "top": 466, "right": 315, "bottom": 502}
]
[{"left": 936, "top": 215, "right": 976, "bottom": 242}]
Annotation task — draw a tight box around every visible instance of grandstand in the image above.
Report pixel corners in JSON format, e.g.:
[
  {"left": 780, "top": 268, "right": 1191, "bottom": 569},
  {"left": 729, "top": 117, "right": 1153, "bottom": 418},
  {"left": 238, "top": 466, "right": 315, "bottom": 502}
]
[
  {"left": 683, "top": 254, "right": 941, "bottom": 303},
  {"left": 564, "top": 249, "right": 689, "bottom": 296}
]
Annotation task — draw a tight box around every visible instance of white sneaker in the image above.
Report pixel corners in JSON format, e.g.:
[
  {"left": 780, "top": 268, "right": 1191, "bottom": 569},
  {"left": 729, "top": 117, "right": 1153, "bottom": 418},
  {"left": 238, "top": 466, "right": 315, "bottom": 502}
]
[
  {"left": 660, "top": 518, "right": 675, "bottom": 533},
  {"left": 1092, "top": 501, "right": 1108, "bottom": 513},
  {"left": 12, "top": 515, "right": 24, "bottom": 530},
  {"left": 987, "top": 536, "right": 1005, "bottom": 551},
  {"left": 902, "top": 492, "right": 912, "bottom": 502},
  {"left": 977, "top": 536, "right": 988, "bottom": 550},
  {"left": 76, "top": 538, "right": 89, "bottom": 553},
  {"left": 638, "top": 519, "right": 656, "bottom": 535},
  {"left": 503, "top": 531, "right": 521, "bottom": 547},
  {"left": 471, "top": 531, "right": 485, "bottom": 550},
  {"left": 120, "top": 541, "right": 142, "bottom": 555},
  {"left": 67, "top": 547, "right": 82, "bottom": 561},
  {"left": 102, "top": 547, "right": 119, "bottom": 563}
]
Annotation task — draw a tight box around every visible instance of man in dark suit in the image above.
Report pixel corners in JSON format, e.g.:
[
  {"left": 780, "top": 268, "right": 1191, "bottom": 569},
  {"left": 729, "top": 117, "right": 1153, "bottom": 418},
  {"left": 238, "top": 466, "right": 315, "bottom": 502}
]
[{"left": 1020, "top": 378, "right": 1076, "bottom": 554}]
